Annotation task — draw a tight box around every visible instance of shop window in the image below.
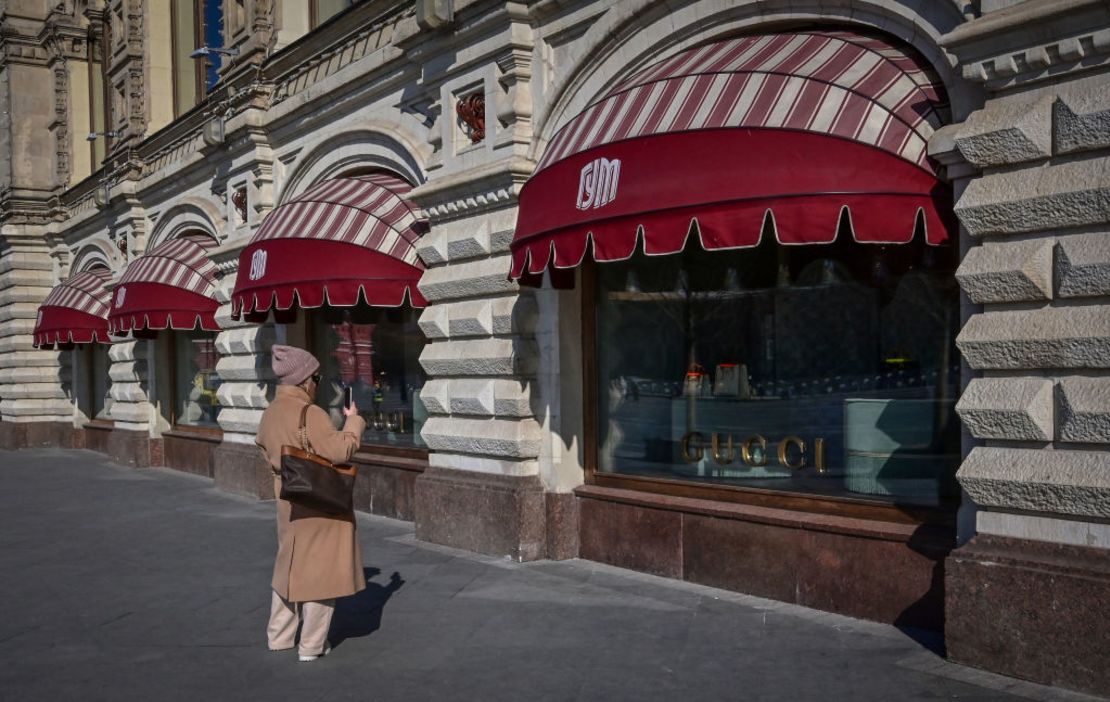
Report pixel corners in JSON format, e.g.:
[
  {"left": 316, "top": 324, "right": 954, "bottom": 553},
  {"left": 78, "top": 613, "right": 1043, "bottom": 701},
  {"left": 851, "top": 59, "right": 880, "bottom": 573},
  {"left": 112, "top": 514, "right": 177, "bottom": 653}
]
[
  {"left": 171, "top": 328, "right": 222, "bottom": 428},
  {"left": 313, "top": 0, "right": 356, "bottom": 27},
  {"left": 79, "top": 343, "right": 112, "bottom": 421},
  {"left": 309, "top": 306, "right": 426, "bottom": 449},
  {"left": 592, "top": 237, "right": 961, "bottom": 508},
  {"left": 172, "top": 0, "right": 225, "bottom": 116}
]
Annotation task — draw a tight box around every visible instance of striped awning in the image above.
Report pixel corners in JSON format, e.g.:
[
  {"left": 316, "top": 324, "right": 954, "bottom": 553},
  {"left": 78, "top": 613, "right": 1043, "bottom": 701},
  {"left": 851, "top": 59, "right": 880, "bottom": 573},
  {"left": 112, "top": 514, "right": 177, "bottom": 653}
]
[
  {"left": 231, "top": 174, "right": 428, "bottom": 321},
  {"left": 32, "top": 269, "right": 113, "bottom": 348},
  {"left": 511, "top": 30, "right": 956, "bottom": 285},
  {"left": 108, "top": 234, "right": 221, "bottom": 334}
]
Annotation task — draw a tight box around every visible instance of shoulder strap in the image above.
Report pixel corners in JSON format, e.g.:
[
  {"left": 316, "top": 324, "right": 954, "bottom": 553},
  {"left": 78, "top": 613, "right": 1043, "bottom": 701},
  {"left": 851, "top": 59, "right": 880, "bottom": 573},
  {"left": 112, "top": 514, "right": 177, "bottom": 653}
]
[{"left": 297, "top": 404, "right": 314, "bottom": 455}]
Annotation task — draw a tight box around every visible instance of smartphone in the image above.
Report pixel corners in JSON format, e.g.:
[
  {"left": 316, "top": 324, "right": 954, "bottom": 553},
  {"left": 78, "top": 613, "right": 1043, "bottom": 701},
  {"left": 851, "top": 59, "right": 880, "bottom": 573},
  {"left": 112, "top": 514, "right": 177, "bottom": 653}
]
[{"left": 342, "top": 386, "right": 353, "bottom": 411}]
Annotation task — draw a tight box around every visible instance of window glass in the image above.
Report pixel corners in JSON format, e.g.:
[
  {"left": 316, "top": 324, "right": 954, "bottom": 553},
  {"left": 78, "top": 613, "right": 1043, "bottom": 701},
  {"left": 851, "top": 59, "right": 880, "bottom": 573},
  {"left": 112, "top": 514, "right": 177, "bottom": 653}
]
[
  {"left": 89, "top": 37, "right": 107, "bottom": 166},
  {"left": 311, "top": 307, "right": 426, "bottom": 448},
  {"left": 314, "top": 0, "right": 354, "bottom": 25},
  {"left": 173, "top": 329, "right": 222, "bottom": 427},
  {"left": 595, "top": 237, "right": 961, "bottom": 507},
  {"left": 91, "top": 343, "right": 111, "bottom": 419},
  {"left": 202, "top": 0, "right": 224, "bottom": 91}
]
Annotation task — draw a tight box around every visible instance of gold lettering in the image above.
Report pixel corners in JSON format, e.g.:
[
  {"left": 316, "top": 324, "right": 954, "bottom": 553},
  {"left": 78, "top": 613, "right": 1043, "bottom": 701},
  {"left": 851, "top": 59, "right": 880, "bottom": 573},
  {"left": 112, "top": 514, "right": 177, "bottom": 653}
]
[
  {"left": 777, "top": 436, "right": 806, "bottom": 470},
  {"left": 740, "top": 434, "right": 768, "bottom": 466},
  {"left": 814, "top": 438, "right": 826, "bottom": 473},
  {"left": 711, "top": 433, "right": 736, "bottom": 465},
  {"left": 681, "top": 432, "right": 705, "bottom": 463}
]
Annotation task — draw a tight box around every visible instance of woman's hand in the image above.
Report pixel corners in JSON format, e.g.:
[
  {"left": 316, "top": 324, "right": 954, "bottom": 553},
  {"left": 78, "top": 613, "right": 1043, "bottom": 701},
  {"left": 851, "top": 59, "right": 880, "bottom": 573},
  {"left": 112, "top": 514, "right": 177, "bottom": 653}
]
[{"left": 343, "top": 400, "right": 359, "bottom": 418}]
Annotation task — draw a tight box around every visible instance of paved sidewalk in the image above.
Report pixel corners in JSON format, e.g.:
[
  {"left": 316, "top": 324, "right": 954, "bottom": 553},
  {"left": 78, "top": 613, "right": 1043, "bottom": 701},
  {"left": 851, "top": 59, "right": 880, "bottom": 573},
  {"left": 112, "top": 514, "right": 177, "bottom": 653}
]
[{"left": 0, "top": 448, "right": 1098, "bottom": 702}]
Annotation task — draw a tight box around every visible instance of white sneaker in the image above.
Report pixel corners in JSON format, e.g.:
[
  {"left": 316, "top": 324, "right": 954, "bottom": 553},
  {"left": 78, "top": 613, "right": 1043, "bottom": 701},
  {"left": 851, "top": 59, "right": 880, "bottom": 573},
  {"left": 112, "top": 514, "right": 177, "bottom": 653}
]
[{"left": 298, "top": 643, "right": 331, "bottom": 662}]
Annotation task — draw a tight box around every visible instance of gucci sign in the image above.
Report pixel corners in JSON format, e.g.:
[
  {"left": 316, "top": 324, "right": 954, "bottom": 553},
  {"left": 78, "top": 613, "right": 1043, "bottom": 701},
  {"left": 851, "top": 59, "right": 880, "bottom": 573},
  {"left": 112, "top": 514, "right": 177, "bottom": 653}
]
[{"left": 681, "top": 432, "right": 827, "bottom": 472}]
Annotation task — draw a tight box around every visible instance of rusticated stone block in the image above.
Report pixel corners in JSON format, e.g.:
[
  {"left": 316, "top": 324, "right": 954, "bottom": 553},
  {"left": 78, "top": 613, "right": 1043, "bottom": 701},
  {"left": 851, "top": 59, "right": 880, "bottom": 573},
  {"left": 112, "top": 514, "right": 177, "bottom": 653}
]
[
  {"left": 420, "top": 416, "right": 543, "bottom": 458},
  {"left": 445, "top": 378, "right": 495, "bottom": 415},
  {"left": 1054, "top": 87, "right": 1110, "bottom": 155},
  {"left": 957, "top": 446, "right": 1110, "bottom": 518},
  {"left": 419, "top": 338, "right": 538, "bottom": 376},
  {"left": 1056, "top": 233, "right": 1110, "bottom": 298},
  {"left": 214, "top": 354, "right": 273, "bottom": 382},
  {"left": 215, "top": 325, "right": 275, "bottom": 355},
  {"left": 956, "top": 377, "right": 1054, "bottom": 441},
  {"left": 216, "top": 407, "right": 265, "bottom": 436},
  {"left": 216, "top": 381, "right": 271, "bottom": 410},
  {"left": 417, "top": 305, "right": 449, "bottom": 339},
  {"left": 956, "top": 307, "right": 1110, "bottom": 369},
  {"left": 1058, "top": 377, "right": 1110, "bottom": 444},
  {"left": 417, "top": 256, "right": 519, "bottom": 302},
  {"left": 954, "top": 160, "right": 1110, "bottom": 237},
  {"left": 955, "top": 239, "right": 1053, "bottom": 303},
  {"left": 954, "top": 94, "right": 1053, "bottom": 167},
  {"left": 418, "top": 379, "right": 450, "bottom": 414}
]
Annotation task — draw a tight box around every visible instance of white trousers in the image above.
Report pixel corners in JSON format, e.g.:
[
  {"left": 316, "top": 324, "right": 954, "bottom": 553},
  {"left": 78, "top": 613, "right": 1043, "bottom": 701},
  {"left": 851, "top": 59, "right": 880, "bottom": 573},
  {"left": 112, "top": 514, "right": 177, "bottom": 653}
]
[{"left": 267, "top": 590, "right": 335, "bottom": 656}]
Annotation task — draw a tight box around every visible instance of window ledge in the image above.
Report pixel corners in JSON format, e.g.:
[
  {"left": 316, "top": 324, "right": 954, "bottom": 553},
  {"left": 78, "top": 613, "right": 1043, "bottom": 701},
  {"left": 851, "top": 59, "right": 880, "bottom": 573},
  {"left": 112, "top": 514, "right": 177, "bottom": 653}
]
[
  {"left": 83, "top": 419, "right": 115, "bottom": 431},
  {"left": 164, "top": 427, "right": 224, "bottom": 443},
  {"left": 352, "top": 445, "right": 428, "bottom": 472},
  {"left": 575, "top": 483, "right": 955, "bottom": 544}
]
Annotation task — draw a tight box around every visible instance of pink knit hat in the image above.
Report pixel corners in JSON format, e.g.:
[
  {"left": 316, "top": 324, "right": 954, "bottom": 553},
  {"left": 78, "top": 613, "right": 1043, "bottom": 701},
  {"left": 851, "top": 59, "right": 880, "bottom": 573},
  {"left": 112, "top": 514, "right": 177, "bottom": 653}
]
[{"left": 271, "top": 344, "right": 320, "bottom": 386}]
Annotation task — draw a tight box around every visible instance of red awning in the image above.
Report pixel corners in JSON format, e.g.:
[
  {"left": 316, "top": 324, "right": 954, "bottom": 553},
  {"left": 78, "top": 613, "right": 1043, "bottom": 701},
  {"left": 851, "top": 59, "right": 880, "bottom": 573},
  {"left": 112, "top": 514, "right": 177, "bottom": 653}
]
[
  {"left": 33, "top": 269, "right": 113, "bottom": 348},
  {"left": 510, "top": 30, "right": 956, "bottom": 285},
  {"left": 108, "top": 234, "right": 221, "bottom": 334},
  {"left": 231, "top": 174, "right": 428, "bottom": 321}
]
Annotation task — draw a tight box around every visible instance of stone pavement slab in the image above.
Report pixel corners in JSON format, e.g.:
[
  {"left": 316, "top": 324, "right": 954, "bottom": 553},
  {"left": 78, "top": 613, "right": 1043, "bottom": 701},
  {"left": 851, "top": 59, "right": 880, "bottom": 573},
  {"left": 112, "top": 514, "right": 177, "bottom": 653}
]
[{"left": 0, "top": 448, "right": 1100, "bottom": 702}]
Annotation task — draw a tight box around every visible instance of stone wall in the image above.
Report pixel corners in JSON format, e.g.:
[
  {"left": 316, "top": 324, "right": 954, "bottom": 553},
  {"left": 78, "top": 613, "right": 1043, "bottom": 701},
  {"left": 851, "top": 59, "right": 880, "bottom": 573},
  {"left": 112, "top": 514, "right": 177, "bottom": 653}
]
[{"left": 936, "top": 1, "right": 1110, "bottom": 694}]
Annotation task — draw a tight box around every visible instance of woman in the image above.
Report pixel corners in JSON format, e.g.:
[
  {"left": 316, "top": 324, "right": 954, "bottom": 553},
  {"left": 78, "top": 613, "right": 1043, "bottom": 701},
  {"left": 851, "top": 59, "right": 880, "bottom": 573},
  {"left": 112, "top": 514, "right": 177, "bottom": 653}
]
[{"left": 255, "top": 344, "right": 367, "bottom": 662}]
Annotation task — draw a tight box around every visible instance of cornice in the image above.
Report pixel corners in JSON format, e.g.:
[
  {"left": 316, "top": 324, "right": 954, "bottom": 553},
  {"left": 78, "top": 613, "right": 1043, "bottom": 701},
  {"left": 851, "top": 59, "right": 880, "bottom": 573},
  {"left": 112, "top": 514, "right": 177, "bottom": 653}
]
[
  {"left": 941, "top": 0, "right": 1110, "bottom": 90},
  {"left": 407, "top": 155, "right": 533, "bottom": 222}
]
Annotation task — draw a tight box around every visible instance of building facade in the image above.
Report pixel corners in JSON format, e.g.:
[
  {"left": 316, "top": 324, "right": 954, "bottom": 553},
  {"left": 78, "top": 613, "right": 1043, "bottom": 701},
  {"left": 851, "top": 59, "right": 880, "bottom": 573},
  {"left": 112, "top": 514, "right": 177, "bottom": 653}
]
[{"left": 1, "top": 0, "right": 1107, "bottom": 695}]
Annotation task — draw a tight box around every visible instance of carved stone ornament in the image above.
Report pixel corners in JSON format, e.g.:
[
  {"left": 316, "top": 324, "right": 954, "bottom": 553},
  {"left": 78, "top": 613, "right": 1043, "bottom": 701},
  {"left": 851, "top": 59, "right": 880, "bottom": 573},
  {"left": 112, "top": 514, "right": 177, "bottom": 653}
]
[
  {"left": 456, "top": 93, "right": 486, "bottom": 143},
  {"left": 232, "top": 187, "right": 248, "bottom": 222}
]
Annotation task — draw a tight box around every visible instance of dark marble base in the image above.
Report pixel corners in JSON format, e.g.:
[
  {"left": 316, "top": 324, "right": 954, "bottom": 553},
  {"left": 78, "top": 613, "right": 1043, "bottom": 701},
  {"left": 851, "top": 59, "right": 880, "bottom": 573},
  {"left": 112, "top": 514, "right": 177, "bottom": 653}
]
[
  {"left": 351, "top": 451, "right": 425, "bottom": 521},
  {"left": 946, "top": 535, "right": 1110, "bottom": 697},
  {"left": 83, "top": 423, "right": 112, "bottom": 454},
  {"left": 577, "top": 485, "right": 952, "bottom": 630},
  {"left": 213, "top": 441, "right": 274, "bottom": 499},
  {"left": 104, "top": 428, "right": 162, "bottom": 468},
  {"left": 546, "top": 492, "right": 579, "bottom": 561},
  {"left": 163, "top": 431, "right": 219, "bottom": 478},
  {"left": 0, "top": 421, "right": 79, "bottom": 450},
  {"left": 415, "top": 467, "right": 549, "bottom": 561}
]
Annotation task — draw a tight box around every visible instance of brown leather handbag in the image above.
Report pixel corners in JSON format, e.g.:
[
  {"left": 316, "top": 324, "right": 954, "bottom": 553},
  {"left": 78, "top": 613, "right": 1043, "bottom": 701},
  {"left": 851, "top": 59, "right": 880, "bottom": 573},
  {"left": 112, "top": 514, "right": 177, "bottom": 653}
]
[{"left": 279, "top": 405, "right": 356, "bottom": 514}]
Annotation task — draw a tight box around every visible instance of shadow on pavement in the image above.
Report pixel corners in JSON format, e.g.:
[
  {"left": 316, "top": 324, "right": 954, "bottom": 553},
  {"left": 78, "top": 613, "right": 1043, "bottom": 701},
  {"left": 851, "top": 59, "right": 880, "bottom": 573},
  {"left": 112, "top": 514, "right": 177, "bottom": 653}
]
[{"left": 329, "top": 568, "right": 405, "bottom": 649}]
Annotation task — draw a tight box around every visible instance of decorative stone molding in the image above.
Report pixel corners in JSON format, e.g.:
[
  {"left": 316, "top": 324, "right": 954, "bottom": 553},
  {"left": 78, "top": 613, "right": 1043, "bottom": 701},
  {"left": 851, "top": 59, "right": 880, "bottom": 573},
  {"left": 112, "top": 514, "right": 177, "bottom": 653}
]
[
  {"left": 958, "top": 446, "right": 1110, "bottom": 519},
  {"left": 955, "top": 239, "right": 1054, "bottom": 303},
  {"left": 955, "top": 377, "right": 1054, "bottom": 441},
  {"left": 941, "top": 0, "right": 1110, "bottom": 91}
]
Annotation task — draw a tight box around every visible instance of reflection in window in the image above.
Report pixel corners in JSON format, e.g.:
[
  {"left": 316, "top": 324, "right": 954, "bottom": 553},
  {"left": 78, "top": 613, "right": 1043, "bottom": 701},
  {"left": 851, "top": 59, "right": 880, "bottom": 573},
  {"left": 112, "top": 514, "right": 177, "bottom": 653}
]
[
  {"left": 80, "top": 343, "right": 112, "bottom": 421},
  {"left": 173, "top": 329, "right": 221, "bottom": 427},
  {"left": 310, "top": 307, "right": 426, "bottom": 448},
  {"left": 172, "top": 0, "right": 225, "bottom": 116},
  {"left": 595, "top": 237, "right": 961, "bottom": 507}
]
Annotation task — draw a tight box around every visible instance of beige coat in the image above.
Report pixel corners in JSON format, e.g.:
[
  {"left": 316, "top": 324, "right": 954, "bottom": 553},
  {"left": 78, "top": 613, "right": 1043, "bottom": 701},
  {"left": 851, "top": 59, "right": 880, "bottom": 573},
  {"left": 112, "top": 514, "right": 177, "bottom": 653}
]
[{"left": 256, "top": 384, "right": 368, "bottom": 602}]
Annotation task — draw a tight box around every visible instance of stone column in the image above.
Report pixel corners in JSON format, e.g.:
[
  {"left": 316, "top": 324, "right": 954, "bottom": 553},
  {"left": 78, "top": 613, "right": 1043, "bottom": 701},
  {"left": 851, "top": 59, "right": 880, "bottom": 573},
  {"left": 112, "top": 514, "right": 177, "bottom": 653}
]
[
  {"left": 0, "top": 241, "right": 76, "bottom": 447},
  {"left": 412, "top": 199, "right": 559, "bottom": 561},
  {"left": 212, "top": 266, "right": 276, "bottom": 498},
  {"left": 938, "top": 3, "right": 1110, "bottom": 695},
  {"left": 104, "top": 337, "right": 163, "bottom": 466}
]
